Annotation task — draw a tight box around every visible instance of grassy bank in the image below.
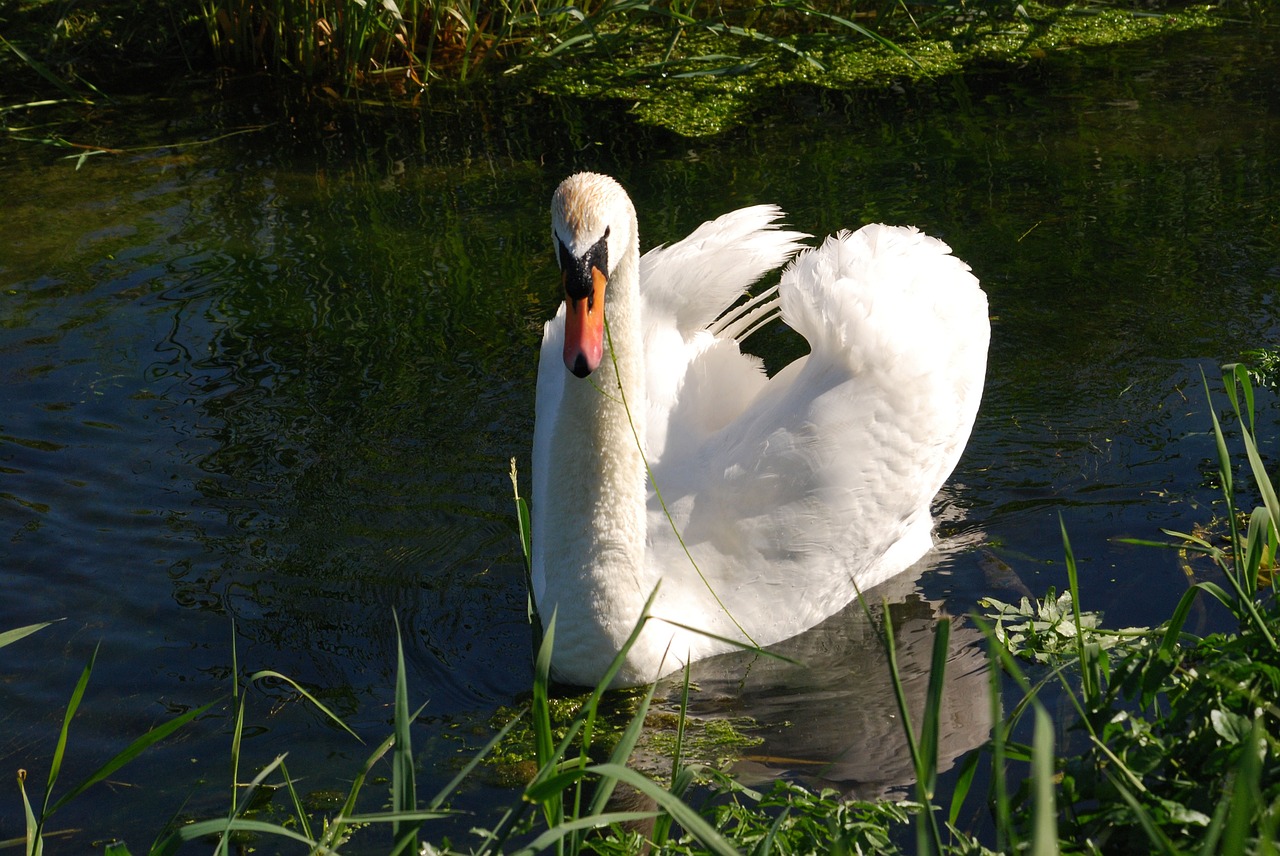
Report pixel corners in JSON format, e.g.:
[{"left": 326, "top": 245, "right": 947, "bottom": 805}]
[
  {"left": 0, "top": 0, "right": 1269, "bottom": 135},
  {"left": 10, "top": 361, "right": 1280, "bottom": 854}
]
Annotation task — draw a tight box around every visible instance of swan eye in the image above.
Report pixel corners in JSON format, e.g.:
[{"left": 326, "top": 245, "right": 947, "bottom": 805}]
[
  {"left": 557, "top": 238, "right": 573, "bottom": 274},
  {"left": 562, "top": 232, "right": 610, "bottom": 306}
]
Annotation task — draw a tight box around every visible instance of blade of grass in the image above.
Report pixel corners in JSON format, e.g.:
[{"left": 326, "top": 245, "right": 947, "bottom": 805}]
[
  {"left": 1029, "top": 704, "right": 1058, "bottom": 856},
  {"left": 1103, "top": 770, "right": 1182, "bottom": 856},
  {"left": 1060, "top": 515, "right": 1095, "bottom": 702},
  {"left": 48, "top": 699, "right": 217, "bottom": 815},
  {"left": 428, "top": 706, "right": 529, "bottom": 810},
  {"left": 587, "top": 762, "right": 741, "bottom": 856},
  {"left": 40, "top": 642, "right": 100, "bottom": 825},
  {"left": 918, "top": 616, "right": 951, "bottom": 802},
  {"left": 882, "top": 605, "right": 944, "bottom": 855},
  {"left": 0, "top": 620, "right": 59, "bottom": 649},
  {"left": 391, "top": 612, "right": 419, "bottom": 850},
  {"left": 18, "top": 768, "right": 41, "bottom": 856},
  {"left": 588, "top": 668, "right": 660, "bottom": 815},
  {"left": 1221, "top": 717, "right": 1266, "bottom": 856},
  {"left": 248, "top": 670, "right": 362, "bottom": 741},
  {"left": 0, "top": 34, "right": 92, "bottom": 103},
  {"left": 277, "top": 757, "right": 313, "bottom": 841}
]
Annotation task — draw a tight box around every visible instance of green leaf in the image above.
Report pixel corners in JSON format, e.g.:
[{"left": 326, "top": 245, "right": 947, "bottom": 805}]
[
  {"left": 0, "top": 620, "right": 59, "bottom": 650},
  {"left": 1208, "top": 709, "right": 1251, "bottom": 745},
  {"left": 1029, "top": 705, "right": 1057, "bottom": 856},
  {"left": 248, "top": 670, "right": 362, "bottom": 741},
  {"left": 390, "top": 613, "right": 419, "bottom": 849},
  {"left": 587, "top": 763, "right": 742, "bottom": 856},
  {"left": 49, "top": 699, "right": 218, "bottom": 815}
]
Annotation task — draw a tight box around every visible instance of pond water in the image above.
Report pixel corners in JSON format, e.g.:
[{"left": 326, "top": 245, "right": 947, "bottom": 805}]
[{"left": 2, "top": 24, "right": 1279, "bottom": 849}]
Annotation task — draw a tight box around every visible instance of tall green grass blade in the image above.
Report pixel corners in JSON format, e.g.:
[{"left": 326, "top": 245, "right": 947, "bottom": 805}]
[
  {"left": 1222, "top": 362, "right": 1256, "bottom": 436},
  {"left": 229, "top": 616, "right": 239, "bottom": 702},
  {"left": 1029, "top": 704, "right": 1058, "bottom": 856},
  {"left": 509, "top": 458, "right": 541, "bottom": 652},
  {"left": 317, "top": 732, "right": 398, "bottom": 852},
  {"left": 672, "top": 661, "right": 692, "bottom": 779},
  {"left": 48, "top": 699, "right": 217, "bottom": 815},
  {"left": 602, "top": 312, "right": 757, "bottom": 647},
  {"left": 229, "top": 695, "right": 245, "bottom": 815},
  {"left": 1203, "top": 369, "right": 1235, "bottom": 502},
  {"left": 1239, "top": 425, "right": 1280, "bottom": 566},
  {"left": 532, "top": 610, "right": 558, "bottom": 771},
  {"left": 249, "top": 670, "right": 362, "bottom": 741},
  {"left": 42, "top": 642, "right": 100, "bottom": 822},
  {"left": 160, "top": 752, "right": 291, "bottom": 856},
  {"left": 1104, "top": 771, "right": 1180, "bottom": 856},
  {"left": 653, "top": 617, "right": 800, "bottom": 666},
  {"left": 1203, "top": 368, "right": 1245, "bottom": 586},
  {"left": 277, "top": 757, "right": 312, "bottom": 841},
  {"left": 651, "top": 663, "right": 694, "bottom": 848},
  {"left": 428, "top": 707, "right": 527, "bottom": 810},
  {"left": 1198, "top": 774, "right": 1233, "bottom": 856},
  {"left": 586, "top": 762, "right": 741, "bottom": 856},
  {"left": 1160, "top": 586, "right": 1204, "bottom": 655},
  {"left": 947, "top": 746, "right": 981, "bottom": 828},
  {"left": 0, "top": 35, "right": 91, "bottom": 103},
  {"left": 882, "top": 606, "right": 944, "bottom": 855},
  {"left": 0, "top": 621, "right": 57, "bottom": 649},
  {"left": 391, "top": 613, "right": 419, "bottom": 850},
  {"left": 18, "top": 768, "right": 41, "bottom": 856},
  {"left": 159, "top": 816, "right": 320, "bottom": 850},
  {"left": 986, "top": 637, "right": 1011, "bottom": 850},
  {"left": 919, "top": 617, "right": 951, "bottom": 801},
  {"left": 517, "top": 810, "right": 663, "bottom": 852},
  {"left": 589, "top": 671, "right": 659, "bottom": 815},
  {"left": 753, "top": 805, "right": 793, "bottom": 856},
  {"left": 1060, "top": 516, "right": 1096, "bottom": 702},
  {"left": 1221, "top": 717, "right": 1265, "bottom": 856}
]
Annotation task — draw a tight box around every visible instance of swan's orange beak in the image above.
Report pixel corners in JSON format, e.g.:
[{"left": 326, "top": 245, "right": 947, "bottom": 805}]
[{"left": 562, "top": 263, "right": 607, "bottom": 378}]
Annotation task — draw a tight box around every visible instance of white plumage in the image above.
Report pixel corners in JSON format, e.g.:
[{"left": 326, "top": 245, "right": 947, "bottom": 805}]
[{"left": 532, "top": 172, "right": 989, "bottom": 687}]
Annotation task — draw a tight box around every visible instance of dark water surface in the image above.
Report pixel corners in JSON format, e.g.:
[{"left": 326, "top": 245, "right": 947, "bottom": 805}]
[{"left": 2, "top": 25, "right": 1279, "bottom": 848}]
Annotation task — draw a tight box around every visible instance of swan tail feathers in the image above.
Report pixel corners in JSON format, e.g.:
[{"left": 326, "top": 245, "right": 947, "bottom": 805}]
[{"left": 780, "top": 224, "right": 988, "bottom": 377}]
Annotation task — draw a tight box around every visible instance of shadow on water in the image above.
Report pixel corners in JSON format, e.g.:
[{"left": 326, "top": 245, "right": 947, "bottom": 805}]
[
  {"left": 0, "top": 24, "right": 1278, "bottom": 846},
  {"left": 670, "top": 538, "right": 993, "bottom": 801}
]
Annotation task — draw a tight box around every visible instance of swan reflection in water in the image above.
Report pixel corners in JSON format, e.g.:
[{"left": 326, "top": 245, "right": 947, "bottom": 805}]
[{"left": 656, "top": 541, "right": 990, "bottom": 800}]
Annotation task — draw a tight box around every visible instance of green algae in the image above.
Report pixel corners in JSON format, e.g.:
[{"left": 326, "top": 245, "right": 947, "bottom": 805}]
[
  {"left": 533, "top": 4, "right": 1231, "bottom": 136},
  {"left": 481, "top": 693, "right": 763, "bottom": 788}
]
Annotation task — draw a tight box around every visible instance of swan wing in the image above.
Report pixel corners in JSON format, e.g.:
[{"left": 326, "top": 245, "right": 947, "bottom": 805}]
[
  {"left": 639, "top": 206, "right": 808, "bottom": 460},
  {"left": 646, "top": 224, "right": 990, "bottom": 651},
  {"left": 639, "top": 205, "right": 809, "bottom": 335}
]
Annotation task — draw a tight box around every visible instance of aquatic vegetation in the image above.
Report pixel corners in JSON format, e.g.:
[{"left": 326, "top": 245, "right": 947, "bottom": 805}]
[
  {"left": 4, "top": 624, "right": 214, "bottom": 856},
  {"left": 8, "top": 362, "right": 1279, "bottom": 853},
  {"left": 529, "top": 3, "right": 1230, "bottom": 134}
]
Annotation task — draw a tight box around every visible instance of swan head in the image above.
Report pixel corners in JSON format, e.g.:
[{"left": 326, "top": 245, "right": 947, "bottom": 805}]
[{"left": 551, "top": 173, "right": 636, "bottom": 378}]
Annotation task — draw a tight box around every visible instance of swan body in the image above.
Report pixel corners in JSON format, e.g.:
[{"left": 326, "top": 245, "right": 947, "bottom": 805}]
[{"left": 532, "top": 172, "right": 989, "bottom": 687}]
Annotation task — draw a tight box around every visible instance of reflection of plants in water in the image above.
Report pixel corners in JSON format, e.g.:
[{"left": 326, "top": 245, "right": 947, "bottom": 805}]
[{"left": 158, "top": 160, "right": 550, "bottom": 644}]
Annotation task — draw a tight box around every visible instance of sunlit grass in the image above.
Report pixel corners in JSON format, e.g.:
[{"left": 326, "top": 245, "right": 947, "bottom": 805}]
[{"left": 191, "top": 0, "right": 937, "bottom": 89}]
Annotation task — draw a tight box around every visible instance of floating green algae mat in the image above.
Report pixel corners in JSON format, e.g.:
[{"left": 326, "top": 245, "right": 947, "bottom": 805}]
[{"left": 534, "top": 4, "right": 1230, "bottom": 136}]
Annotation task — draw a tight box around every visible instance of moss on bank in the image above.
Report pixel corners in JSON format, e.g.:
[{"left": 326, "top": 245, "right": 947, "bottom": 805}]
[
  {"left": 529, "top": 4, "right": 1232, "bottom": 136},
  {"left": 0, "top": 0, "right": 1254, "bottom": 138}
]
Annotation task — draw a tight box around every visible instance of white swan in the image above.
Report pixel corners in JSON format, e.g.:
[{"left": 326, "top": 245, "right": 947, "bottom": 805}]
[{"left": 532, "top": 172, "right": 989, "bottom": 687}]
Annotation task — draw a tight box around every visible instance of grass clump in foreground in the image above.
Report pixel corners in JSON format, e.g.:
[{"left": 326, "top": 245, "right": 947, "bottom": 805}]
[{"left": 9, "top": 361, "right": 1280, "bottom": 854}]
